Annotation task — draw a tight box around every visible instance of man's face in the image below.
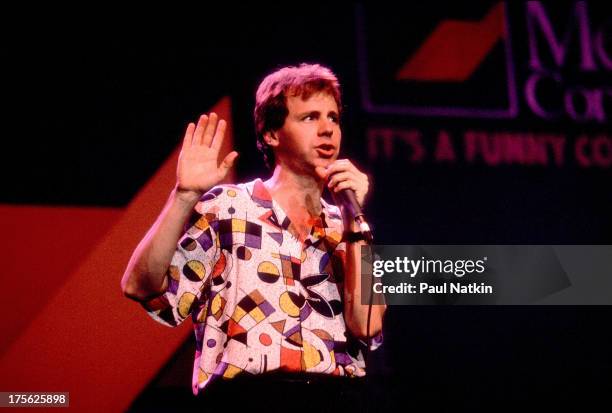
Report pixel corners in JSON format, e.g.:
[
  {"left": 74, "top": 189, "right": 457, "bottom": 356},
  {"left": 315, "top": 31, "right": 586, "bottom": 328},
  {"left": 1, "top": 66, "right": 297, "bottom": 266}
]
[{"left": 269, "top": 92, "right": 341, "bottom": 176}]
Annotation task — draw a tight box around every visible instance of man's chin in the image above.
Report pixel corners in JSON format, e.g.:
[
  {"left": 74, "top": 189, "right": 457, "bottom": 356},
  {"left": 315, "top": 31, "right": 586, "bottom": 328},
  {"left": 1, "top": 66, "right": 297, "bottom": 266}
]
[{"left": 315, "top": 157, "right": 336, "bottom": 168}]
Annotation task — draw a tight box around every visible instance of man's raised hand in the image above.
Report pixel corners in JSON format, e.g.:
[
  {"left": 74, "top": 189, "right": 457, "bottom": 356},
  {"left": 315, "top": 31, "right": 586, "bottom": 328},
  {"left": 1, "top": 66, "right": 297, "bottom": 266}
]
[{"left": 176, "top": 113, "right": 238, "bottom": 201}]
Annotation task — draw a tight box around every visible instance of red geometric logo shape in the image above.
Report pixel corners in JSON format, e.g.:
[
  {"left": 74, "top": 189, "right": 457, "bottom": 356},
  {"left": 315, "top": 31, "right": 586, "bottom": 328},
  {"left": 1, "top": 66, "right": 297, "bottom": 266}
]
[
  {"left": 356, "top": 2, "right": 518, "bottom": 118},
  {"left": 397, "top": 2, "right": 504, "bottom": 82}
]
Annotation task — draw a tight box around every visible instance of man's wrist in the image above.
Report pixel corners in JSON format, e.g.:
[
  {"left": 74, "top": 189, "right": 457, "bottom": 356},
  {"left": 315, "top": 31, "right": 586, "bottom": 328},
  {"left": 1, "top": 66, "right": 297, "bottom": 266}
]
[{"left": 173, "top": 185, "right": 202, "bottom": 206}]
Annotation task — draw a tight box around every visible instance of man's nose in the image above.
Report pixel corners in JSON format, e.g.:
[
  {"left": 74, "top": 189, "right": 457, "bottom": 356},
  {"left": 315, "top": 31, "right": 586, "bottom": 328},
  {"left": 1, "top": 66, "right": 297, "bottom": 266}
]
[{"left": 317, "top": 119, "right": 334, "bottom": 137}]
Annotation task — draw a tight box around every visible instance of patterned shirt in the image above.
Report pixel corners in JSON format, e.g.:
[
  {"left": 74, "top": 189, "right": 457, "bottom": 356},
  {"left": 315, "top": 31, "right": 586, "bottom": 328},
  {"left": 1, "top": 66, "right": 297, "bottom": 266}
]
[{"left": 143, "top": 178, "right": 382, "bottom": 395}]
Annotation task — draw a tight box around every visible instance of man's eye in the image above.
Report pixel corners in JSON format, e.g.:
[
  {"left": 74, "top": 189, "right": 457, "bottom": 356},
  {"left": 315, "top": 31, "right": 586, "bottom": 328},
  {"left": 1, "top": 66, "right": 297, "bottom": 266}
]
[
  {"left": 303, "top": 115, "right": 314, "bottom": 121},
  {"left": 329, "top": 116, "right": 339, "bottom": 123}
]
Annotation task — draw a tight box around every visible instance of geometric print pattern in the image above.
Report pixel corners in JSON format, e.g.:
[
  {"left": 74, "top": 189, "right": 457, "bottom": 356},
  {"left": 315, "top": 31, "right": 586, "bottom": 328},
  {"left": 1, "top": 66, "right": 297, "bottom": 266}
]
[{"left": 142, "top": 179, "right": 382, "bottom": 395}]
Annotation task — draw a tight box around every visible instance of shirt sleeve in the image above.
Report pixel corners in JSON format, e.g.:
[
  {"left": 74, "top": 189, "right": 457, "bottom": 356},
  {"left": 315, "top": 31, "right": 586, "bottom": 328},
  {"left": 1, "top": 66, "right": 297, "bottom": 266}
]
[{"left": 141, "top": 187, "right": 225, "bottom": 327}]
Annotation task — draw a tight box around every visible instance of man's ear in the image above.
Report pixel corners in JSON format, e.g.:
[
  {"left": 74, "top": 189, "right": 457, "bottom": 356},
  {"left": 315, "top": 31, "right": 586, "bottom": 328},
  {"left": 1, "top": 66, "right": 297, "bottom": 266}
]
[{"left": 264, "top": 131, "right": 279, "bottom": 147}]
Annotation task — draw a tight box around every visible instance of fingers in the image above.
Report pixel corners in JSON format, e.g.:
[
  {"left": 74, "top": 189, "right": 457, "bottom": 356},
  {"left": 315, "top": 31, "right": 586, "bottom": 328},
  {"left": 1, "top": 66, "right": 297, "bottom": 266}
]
[
  {"left": 192, "top": 114, "right": 209, "bottom": 146},
  {"left": 332, "top": 179, "right": 358, "bottom": 193},
  {"left": 182, "top": 122, "right": 196, "bottom": 151},
  {"left": 324, "top": 159, "right": 369, "bottom": 206},
  {"left": 202, "top": 112, "right": 218, "bottom": 147},
  {"left": 322, "top": 159, "right": 355, "bottom": 178},
  {"left": 211, "top": 119, "right": 227, "bottom": 150},
  {"left": 190, "top": 112, "right": 225, "bottom": 147},
  {"left": 327, "top": 171, "right": 352, "bottom": 189},
  {"left": 331, "top": 175, "right": 367, "bottom": 207},
  {"left": 321, "top": 159, "right": 363, "bottom": 186},
  {"left": 329, "top": 172, "right": 360, "bottom": 193}
]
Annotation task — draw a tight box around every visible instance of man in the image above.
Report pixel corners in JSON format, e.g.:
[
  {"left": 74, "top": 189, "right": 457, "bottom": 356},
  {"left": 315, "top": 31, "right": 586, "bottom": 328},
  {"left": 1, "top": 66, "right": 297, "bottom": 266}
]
[{"left": 121, "top": 63, "right": 386, "bottom": 405}]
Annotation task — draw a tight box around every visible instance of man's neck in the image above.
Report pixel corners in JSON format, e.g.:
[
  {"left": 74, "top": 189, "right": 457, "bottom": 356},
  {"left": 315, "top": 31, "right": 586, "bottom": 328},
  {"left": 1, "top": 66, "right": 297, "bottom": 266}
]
[{"left": 263, "top": 164, "right": 324, "bottom": 218}]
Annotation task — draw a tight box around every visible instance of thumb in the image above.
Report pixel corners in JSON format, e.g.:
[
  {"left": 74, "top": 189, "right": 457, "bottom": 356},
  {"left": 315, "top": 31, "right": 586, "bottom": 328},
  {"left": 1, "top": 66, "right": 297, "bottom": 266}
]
[
  {"left": 219, "top": 151, "right": 239, "bottom": 173},
  {"left": 315, "top": 166, "right": 328, "bottom": 180}
]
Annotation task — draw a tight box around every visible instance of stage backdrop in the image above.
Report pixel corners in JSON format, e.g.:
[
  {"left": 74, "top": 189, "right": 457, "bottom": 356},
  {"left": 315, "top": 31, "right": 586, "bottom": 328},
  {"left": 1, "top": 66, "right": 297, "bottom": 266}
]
[{"left": 1, "top": 1, "right": 610, "bottom": 410}]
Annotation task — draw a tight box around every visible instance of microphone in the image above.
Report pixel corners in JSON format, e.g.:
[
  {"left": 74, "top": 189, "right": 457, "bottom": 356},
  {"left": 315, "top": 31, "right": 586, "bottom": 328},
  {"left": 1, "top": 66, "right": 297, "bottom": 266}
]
[{"left": 334, "top": 188, "right": 374, "bottom": 244}]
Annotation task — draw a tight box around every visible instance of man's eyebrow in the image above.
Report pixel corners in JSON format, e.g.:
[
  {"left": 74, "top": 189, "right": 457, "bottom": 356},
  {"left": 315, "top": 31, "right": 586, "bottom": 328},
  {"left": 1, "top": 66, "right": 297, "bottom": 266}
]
[
  {"left": 295, "top": 110, "right": 339, "bottom": 117},
  {"left": 296, "top": 110, "right": 321, "bottom": 117}
]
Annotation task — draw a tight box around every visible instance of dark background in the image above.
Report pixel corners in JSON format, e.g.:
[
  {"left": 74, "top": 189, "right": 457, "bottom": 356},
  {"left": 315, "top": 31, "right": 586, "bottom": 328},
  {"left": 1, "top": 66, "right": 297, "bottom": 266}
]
[{"left": 3, "top": 2, "right": 610, "bottom": 410}]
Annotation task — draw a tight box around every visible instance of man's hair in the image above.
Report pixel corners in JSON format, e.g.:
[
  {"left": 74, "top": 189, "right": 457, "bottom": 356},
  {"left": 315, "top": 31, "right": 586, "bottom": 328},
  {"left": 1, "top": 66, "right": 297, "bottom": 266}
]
[{"left": 254, "top": 63, "right": 342, "bottom": 169}]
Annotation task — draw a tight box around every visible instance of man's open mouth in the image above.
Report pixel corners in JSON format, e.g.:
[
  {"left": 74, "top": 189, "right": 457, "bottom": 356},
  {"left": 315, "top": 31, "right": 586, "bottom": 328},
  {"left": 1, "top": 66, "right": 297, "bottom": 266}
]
[{"left": 315, "top": 145, "right": 336, "bottom": 157}]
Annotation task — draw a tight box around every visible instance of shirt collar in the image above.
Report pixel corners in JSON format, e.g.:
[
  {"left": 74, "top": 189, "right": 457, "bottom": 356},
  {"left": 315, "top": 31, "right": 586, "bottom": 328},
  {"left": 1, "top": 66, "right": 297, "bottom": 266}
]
[{"left": 247, "top": 178, "right": 343, "bottom": 249}]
